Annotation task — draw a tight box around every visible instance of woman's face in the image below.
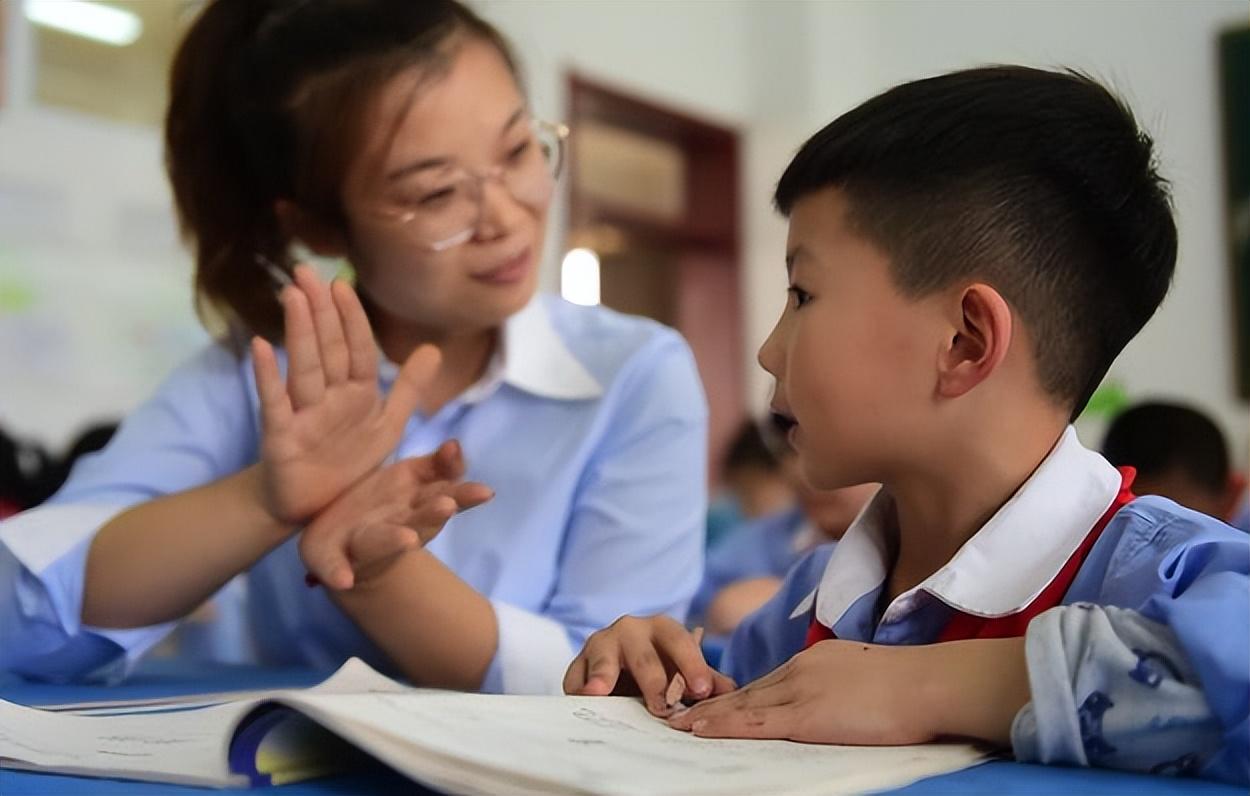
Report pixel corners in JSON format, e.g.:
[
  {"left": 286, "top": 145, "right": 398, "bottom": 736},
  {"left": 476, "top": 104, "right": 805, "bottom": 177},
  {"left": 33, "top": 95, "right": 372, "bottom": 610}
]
[{"left": 339, "top": 38, "right": 550, "bottom": 335}]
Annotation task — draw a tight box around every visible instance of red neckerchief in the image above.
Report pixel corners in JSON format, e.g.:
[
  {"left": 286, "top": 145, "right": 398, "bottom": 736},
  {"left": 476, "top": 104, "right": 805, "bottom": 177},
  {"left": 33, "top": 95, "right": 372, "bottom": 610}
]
[{"left": 803, "top": 467, "right": 1137, "bottom": 648}]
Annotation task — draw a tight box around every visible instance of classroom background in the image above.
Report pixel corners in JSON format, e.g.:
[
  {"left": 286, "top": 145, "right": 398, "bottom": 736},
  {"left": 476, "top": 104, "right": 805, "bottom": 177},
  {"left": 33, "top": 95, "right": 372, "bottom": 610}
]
[{"left": 0, "top": 0, "right": 1246, "bottom": 489}]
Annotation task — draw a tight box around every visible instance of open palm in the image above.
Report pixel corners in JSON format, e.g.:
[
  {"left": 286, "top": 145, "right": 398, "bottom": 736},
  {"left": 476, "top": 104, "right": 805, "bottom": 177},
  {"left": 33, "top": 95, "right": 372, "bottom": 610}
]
[{"left": 250, "top": 266, "right": 438, "bottom": 524}]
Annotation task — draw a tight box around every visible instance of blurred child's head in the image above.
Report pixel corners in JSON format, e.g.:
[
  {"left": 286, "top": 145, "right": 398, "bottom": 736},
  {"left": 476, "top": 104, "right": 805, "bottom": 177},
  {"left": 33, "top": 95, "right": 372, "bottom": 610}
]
[
  {"left": 759, "top": 66, "right": 1176, "bottom": 489},
  {"left": 721, "top": 420, "right": 795, "bottom": 519},
  {"left": 1102, "top": 402, "right": 1237, "bottom": 518}
]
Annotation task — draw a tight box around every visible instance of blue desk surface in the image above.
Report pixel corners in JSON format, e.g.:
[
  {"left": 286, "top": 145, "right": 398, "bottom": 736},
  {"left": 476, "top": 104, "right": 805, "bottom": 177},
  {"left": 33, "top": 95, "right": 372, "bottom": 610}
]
[{"left": 0, "top": 661, "right": 1238, "bottom": 796}]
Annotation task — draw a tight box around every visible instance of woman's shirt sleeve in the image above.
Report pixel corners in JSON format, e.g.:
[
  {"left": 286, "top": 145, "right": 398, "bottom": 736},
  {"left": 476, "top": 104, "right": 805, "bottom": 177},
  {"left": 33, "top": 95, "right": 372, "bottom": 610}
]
[{"left": 0, "top": 344, "right": 257, "bottom": 682}]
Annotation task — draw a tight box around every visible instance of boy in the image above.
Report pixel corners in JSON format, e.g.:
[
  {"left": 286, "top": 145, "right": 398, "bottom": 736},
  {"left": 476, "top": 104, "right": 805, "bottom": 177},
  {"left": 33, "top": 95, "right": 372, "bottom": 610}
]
[
  {"left": 563, "top": 66, "right": 1249, "bottom": 785},
  {"left": 1102, "top": 401, "right": 1242, "bottom": 522}
]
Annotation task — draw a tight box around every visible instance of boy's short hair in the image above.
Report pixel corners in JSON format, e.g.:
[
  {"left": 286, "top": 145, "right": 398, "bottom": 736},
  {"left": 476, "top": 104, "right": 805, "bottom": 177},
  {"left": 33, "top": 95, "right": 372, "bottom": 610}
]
[
  {"left": 775, "top": 66, "right": 1177, "bottom": 418},
  {"left": 1102, "top": 402, "right": 1230, "bottom": 494}
]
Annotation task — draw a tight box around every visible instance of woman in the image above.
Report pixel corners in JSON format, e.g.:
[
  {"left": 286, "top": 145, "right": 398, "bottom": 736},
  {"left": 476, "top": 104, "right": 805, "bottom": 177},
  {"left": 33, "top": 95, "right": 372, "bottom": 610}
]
[{"left": 0, "top": 0, "right": 706, "bottom": 694}]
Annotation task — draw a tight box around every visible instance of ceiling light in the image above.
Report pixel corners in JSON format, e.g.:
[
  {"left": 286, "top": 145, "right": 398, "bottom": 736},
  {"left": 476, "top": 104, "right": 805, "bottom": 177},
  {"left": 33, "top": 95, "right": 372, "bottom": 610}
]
[
  {"left": 24, "top": 0, "right": 143, "bottom": 47},
  {"left": 561, "top": 248, "right": 601, "bottom": 307}
]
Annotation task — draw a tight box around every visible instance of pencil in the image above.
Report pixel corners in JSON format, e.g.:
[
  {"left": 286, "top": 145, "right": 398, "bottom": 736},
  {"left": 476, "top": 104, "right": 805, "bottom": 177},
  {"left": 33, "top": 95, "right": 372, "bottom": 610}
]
[{"left": 664, "top": 626, "right": 705, "bottom": 709}]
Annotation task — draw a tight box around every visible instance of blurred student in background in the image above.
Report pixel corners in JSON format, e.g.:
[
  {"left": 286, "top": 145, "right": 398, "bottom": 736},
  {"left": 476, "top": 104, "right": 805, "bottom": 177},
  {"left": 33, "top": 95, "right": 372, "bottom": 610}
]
[
  {"left": 694, "top": 455, "right": 877, "bottom": 636},
  {"left": 1102, "top": 401, "right": 1245, "bottom": 525},
  {"left": 705, "top": 420, "right": 796, "bottom": 549}
]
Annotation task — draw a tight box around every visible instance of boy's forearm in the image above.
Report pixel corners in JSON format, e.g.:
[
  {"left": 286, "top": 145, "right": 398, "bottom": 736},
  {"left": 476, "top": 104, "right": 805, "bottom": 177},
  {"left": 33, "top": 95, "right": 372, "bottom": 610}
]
[
  {"left": 922, "top": 637, "right": 1031, "bottom": 746},
  {"left": 82, "top": 465, "right": 294, "bottom": 628},
  {"left": 332, "top": 549, "right": 499, "bottom": 691}
]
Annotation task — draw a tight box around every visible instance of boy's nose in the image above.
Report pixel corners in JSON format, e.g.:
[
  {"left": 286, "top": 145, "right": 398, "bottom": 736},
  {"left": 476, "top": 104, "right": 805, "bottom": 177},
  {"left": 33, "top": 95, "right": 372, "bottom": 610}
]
[{"left": 757, "top": 325, "right": 783, "bottom": 379}]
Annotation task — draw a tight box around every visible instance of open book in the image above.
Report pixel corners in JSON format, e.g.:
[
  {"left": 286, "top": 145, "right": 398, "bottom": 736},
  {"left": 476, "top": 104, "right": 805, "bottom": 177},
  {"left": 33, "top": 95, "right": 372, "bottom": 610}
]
[{"left": 0, "top": 658, "right": 989, "bottom": 795}]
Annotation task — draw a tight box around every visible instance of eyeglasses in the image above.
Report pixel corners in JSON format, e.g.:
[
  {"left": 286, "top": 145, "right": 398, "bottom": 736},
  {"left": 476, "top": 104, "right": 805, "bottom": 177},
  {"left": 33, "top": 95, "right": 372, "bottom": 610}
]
[{"left": 371, "top": 118, "right": 569, "bottom": 252}]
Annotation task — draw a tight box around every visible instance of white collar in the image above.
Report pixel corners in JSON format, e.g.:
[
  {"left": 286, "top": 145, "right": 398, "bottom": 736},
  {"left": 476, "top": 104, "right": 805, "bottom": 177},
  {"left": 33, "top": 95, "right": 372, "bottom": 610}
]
[
  {"left": 796, "top": 426, "right": 1123, "bottom": 627},
  {"left": 378, "top": 296, "right": 603, "bottom": 404}
]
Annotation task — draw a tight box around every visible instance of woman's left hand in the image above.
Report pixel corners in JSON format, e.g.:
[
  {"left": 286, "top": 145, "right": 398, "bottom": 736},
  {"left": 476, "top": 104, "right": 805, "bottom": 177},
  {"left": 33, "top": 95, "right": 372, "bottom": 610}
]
[{"left": 299, "top": 440, "right": 494, "bottom": 590}]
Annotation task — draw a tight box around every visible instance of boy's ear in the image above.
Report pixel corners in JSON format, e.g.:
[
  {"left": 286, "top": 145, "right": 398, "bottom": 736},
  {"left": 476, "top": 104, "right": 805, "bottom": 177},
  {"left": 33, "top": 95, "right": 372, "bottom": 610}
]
[
  {"left": 936, "top": 283, "right": 1013, "bottom": 399},
  {"left": 274, "top": 199, "right": 349, "bottom": 258}
]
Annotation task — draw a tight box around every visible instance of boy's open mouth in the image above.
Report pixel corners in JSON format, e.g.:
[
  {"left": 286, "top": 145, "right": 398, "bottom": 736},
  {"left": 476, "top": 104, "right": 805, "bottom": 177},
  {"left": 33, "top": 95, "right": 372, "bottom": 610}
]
[{"left": 769, "top": 411, "right": 798, "bottom": 435}]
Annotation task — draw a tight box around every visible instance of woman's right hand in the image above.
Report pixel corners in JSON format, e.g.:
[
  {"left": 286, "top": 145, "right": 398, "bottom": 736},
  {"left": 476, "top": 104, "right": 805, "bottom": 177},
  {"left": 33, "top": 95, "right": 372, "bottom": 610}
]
[{"left": 250, "top": 265, "right": 438, "bottom": 525}]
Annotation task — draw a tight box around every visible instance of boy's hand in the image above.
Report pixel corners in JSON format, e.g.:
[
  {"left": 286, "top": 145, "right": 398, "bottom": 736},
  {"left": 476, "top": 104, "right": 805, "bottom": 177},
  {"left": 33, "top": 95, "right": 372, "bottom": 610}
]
[
  {"left": 299, "top": 440, "right": 493, "bottom": 590},
  {"left": 667, "top": 637, "right": 1028, "bottom": 747},
  {"left": 251, "top": 265, "right": 438, "bottom": 525},
  {"left": 563, "top": 616, "right": 736, "bottom": 716}
]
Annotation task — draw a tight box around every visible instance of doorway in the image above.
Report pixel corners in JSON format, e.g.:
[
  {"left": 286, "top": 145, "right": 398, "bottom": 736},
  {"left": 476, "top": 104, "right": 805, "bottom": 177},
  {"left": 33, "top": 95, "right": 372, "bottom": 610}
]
[{"left": 566, "top": 75, "right": 743, "bottom": 484}]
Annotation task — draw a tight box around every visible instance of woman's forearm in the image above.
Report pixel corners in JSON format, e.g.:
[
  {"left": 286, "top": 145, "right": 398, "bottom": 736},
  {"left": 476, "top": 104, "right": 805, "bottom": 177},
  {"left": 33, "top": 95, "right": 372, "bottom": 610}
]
[
  {"left": 333, "top": 549, "right": 499, "bottom": 690},
  {"left": 81, "top": 464, "right": 294, "bottom": 628}
]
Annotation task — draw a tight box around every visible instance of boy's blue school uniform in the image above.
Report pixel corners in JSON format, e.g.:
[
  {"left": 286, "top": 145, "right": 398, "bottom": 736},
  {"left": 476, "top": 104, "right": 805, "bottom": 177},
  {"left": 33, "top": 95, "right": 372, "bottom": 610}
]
[
  {"left": 0, "top": 295, "right": 708, "bottom": 695},
  {"left": 722, "top": 428, "right": 1249, "bottom": 785},
  {"left": 691, "top": 506, "right": 809, "bottom": 621}
]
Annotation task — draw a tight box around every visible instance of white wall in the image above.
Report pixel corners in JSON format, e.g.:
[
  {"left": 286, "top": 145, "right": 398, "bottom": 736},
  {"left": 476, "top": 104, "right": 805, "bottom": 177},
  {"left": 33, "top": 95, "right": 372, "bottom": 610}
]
[
  {"left": 791, "top": 0, "right": 1249, "bottom": 464},
  {"left": 0, "top": 1, "right": 204, "bottom": 451}
]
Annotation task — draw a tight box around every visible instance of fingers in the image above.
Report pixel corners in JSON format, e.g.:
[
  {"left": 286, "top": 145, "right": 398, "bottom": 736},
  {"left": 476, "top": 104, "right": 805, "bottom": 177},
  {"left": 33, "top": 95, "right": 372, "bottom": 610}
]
[
  {"left": 407, "top": 440, "right": 466, "bottom": 482},
  {"left": 582, "top": 640, "right": 625, "bottom": 697},
  {"left": 674, "top": 703, "right": 796, "bottom": 740},
  {"left": 405, "top": 492, "right": 458, "bottom": 546},
  {"left": 562, "top": 655, "right": 590, "bottom": 695},
  {"left": 711, "top": 670, "right": 739, "bottom": 696},
  {"left": 385, "top": 345, "right": 440, "bottom": 428},
  {"left": 299, "top": 525, "right": 354, "bottom": 592},
  {"left": 401, "top": 482, "right": 492, "bottom": 547},
  {"left": 601, "top": 619, "right": 685, "bottom": 716},
  {"left": 566, "top": 618, "right": 715, "bottom": 717},
  {"left": 449, "top": 481, "right": 494, "bottom": 510},
  {"left": 251, "top": 336, "right": 292, "bottom": 434},
  {"left": 396, "top": 446, "right": 493, "bottom": 512},
  {"left": 653, "top": 621, "right": 715, "bottom": 702},
  {"left": 435, "top": 440, "right": 465, "bottom": 481},
  {"left": 347, "top": 523, "right": 419, "bottom": 582},
  {"left": 332, "top": 279, "right": 378, "bottom": 383},
  {"left": 282, "top": 285, "right": 325, "bottom": 410},
  {"left": 294, "top": 265, "right": 350, "bottom": 386},
  {"left": 668, "top": 679, "right": 795, "bottom": 737},
  {"left": 295, "top": 446, "right": 492, "bottom": 592}
]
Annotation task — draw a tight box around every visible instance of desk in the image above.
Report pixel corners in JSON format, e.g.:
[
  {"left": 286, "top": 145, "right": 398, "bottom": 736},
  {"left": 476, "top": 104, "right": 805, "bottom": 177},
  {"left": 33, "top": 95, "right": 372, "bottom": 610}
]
[{"left": 1, "top": 662, "right": 1239, "bottom": 796}]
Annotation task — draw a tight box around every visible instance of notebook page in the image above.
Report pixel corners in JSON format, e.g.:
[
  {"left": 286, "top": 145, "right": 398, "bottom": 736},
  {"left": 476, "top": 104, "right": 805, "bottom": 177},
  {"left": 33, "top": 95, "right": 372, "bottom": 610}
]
[
  {"left": 36, "top": 656, "right": 409, "bottom": 715},
  {"left": 0, "top": 658, "right": 403, "bottom": 785},
  {"left": 0, "top": 697, "right": 256, "bottom": 787},
  {"left": 281, "top": 690, "right": 989, "bottom": 796}
]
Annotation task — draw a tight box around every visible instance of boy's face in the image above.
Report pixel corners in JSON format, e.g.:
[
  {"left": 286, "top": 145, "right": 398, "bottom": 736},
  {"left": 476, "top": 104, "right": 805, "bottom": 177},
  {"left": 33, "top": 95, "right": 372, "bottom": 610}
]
[{"left": 759, "top": 187, "right": 945, "bottom": 490}]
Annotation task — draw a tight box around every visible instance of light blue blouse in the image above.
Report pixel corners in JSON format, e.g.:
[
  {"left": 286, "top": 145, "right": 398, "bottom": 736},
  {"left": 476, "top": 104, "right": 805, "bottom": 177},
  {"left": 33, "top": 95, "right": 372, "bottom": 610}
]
[{"left": 0, "top": 294, "right": 708, "bottom": 694}]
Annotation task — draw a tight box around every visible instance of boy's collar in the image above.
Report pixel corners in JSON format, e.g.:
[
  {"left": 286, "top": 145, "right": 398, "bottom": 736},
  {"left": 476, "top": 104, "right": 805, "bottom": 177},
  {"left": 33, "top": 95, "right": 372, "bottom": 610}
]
[
  {"left": 378, "top": 296, "right": 603, "bottom": 404},
  {"left": 800, "top": 426, "right": 1123, "bottom": 628}
]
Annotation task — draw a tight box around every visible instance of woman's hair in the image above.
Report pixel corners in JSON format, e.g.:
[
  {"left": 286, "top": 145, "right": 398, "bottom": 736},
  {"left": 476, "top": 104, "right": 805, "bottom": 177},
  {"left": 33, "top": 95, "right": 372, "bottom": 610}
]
[{"left": 166, "top": 0, "right": 519, "bottom": 344}]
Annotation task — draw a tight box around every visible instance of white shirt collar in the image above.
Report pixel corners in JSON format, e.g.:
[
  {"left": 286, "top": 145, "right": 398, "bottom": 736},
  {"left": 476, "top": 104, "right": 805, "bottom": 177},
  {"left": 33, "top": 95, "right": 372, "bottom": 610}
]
[
  {"left": 798, "top": 426, "right": 1123, "bottom": 627},
  {"left": 378, "top": 296, "right": 603, "bottom": 404}
]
